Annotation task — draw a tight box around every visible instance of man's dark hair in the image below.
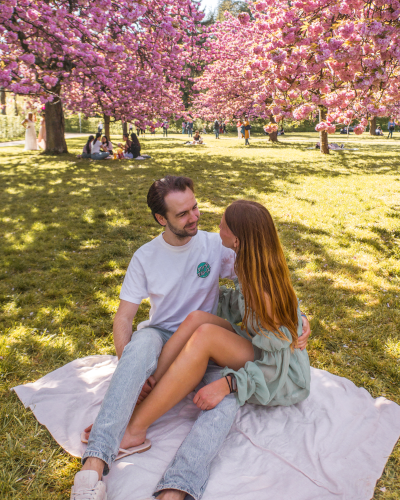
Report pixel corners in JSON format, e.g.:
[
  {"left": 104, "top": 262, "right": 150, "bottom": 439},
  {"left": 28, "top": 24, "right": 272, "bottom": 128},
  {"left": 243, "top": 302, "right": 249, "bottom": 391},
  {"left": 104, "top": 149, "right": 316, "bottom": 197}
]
[{"left": 147, "top": 176, "right": 194, "bottom": 225}]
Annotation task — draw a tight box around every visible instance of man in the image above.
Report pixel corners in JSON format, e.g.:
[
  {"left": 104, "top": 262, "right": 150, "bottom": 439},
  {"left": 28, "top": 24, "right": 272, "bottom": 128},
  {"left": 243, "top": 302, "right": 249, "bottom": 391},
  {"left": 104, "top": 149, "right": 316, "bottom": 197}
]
[
  {"left": 214, "top": 119, "right": 220, "bottom": 139},
  {"left": 70, "top": 176, "right": 311, "bottom": 500},
  {"left": 388, "top": 118, "right": 396, "bottom": 138},
  {"left": 187, "top": 119, "right": 193, "bottom": 138},
  {"left": 97, "top": 121, "right": 103, "bottom": 134}
]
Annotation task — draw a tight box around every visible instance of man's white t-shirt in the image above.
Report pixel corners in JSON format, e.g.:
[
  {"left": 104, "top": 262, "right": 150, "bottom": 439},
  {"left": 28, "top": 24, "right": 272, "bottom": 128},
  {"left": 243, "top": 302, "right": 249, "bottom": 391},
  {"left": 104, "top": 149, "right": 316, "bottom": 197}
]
[{"left": 120, "top": 230, "right": 236, "bottom": 332}]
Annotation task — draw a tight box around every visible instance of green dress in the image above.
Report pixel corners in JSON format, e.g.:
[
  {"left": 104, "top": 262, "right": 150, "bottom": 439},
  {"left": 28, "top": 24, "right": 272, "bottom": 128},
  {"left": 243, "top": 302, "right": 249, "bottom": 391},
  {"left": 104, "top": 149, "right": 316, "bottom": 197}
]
[{"left": 218, "top": 279, "right": 311, "bottom": 407}]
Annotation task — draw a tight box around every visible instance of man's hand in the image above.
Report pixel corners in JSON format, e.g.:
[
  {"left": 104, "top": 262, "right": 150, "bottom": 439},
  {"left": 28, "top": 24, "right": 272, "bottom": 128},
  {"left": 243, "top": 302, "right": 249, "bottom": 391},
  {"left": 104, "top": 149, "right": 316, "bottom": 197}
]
[
  {"left": 137, "top": 375, "right": 157, "bottom": 404},
  {"left": 193, "top": 378, "right": 230, "bottom": 411},
  {"left": 297, "top": 315, "right": 311, "bottom": 350}
]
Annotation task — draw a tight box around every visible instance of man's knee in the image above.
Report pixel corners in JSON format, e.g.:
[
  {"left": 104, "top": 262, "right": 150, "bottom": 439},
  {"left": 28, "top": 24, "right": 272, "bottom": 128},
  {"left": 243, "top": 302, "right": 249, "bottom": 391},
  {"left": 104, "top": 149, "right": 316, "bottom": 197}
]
[{"left": 123, "top": 328, "right": 164, "bottom": 360}]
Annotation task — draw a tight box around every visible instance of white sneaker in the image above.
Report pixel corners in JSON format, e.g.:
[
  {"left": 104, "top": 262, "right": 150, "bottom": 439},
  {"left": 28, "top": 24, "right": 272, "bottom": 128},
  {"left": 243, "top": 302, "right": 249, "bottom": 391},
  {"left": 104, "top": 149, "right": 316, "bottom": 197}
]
[{"left": 70, "top": 470, "right": 107, "bottom": 500}]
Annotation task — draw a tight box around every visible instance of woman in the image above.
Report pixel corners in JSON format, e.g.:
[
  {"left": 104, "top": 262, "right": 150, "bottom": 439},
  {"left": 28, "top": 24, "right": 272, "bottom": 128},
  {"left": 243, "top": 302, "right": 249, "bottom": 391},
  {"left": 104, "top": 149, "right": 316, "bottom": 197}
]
[
  {"left": 101, "top": 135, "right": 113, "bottom": 155},
  {"left": 37, "top": 113, "right": 46, "bottom": 150},
  {"left": 240, "top": 121, "right": 245, "bottom": 139},
  {"left": 192, "top": 130, "right": 203, "bottom": 144},
  {"left": 91, "top": 133, "right": 110, "bottom": 160},
  {"left": 21, "top": 113, "right": 38, "bottom": 151},
  {"left": 100, "top": 200, "right": 310, "bottom": 458},
  {"left": 128, "top": 132, "right": 141, "bottom": 158},
  {"left": 237, "top": 120, "right": 242, "bottom": 139},
  {"left": 121, "top": 133, "right": 133, "bottom": 158},
  {"left": 77, "top": 135, "right": 94, "bottom": 158}
]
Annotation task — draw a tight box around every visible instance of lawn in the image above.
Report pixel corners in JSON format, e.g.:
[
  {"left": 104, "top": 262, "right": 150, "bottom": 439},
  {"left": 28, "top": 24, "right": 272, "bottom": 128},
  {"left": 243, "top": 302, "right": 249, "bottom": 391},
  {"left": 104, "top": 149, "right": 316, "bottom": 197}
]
[{"left": 0, "top": 131, "right": 399, "bottom": 499}]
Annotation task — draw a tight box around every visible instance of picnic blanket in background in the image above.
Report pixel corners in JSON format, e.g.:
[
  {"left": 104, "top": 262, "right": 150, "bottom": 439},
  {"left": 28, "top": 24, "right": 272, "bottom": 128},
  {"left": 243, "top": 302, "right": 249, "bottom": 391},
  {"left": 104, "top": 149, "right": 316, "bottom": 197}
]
[{"left": 13, "top": 355, "right": 400, "bottom": 500}]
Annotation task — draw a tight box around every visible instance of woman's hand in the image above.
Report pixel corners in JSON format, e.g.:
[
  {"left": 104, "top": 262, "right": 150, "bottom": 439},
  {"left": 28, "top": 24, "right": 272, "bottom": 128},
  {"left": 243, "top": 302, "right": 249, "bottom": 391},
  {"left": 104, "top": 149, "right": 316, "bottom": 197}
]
[
  {"left": 193, "top": 378, "right": 231, "bottom": 411},
  {"left": 297, "top": 316, "right": 311, "bottom": 350},
  {"left": 137, "top": 375, "right": 157, "bottom": 404}
]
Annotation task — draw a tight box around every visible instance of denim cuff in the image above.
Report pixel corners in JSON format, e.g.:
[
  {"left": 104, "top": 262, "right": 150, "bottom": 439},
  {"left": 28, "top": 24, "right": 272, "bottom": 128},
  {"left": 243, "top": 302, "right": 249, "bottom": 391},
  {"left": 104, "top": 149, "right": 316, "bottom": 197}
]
[
  {"left": 154, "top": 483, "right": 198, "bottom": 500},
  {"left": 82, "top": 450, "right": 111, "bottom": 476}
]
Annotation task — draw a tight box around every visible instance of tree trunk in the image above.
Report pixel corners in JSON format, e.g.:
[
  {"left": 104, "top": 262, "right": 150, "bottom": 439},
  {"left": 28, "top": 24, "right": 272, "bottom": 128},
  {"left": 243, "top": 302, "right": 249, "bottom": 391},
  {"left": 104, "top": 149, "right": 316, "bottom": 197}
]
[
  {"left": 14, "top": 94, "right": 18, "bottom": 116},
  {"left": 45, "top": 85, "right": 68, "bottom": 154},
  {"left": 268, "top": 116, "right": 279, "bottom": 142},
  {"left": 369, "top": 116, "right": 376, "bottom": 136},
  {"left": 0, "top": 88, "right": 6, "bottom": 115},
  {"left": 122, "top": 121, "right": 128, "bottom": 137},
  {"left": 104, "top": 114, "right": 110, "bottom": 138},
  {"left": 319, "top": 107, "right": 329, "bottom": 154}
]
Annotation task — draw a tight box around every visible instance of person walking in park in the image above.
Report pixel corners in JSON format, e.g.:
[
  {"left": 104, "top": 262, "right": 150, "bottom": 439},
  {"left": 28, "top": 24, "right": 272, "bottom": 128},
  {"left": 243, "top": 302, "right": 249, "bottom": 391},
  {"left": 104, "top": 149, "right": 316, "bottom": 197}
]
[
  {"left": 388, "top": 119, "right": 396, "bottom": 138},
  {"left": 21, "top": 113, "right": 38, "bottom": 151},
  {"left": 182, "top": 121, "right": 186, "bottom": 134},
  {"left": 214, "top": 118, "right": 220, "bottom": 139},
  {"left": 244, "top": 119, "right": 250, "bottom": 146},
  {"left": 187, "top": 119, "right": 193, "bottom": 138},
  {"left": 97, "top": 121, "right": 103, "bottom": 134},
  {"left": 162, "top": 120, "right": 169, "bottom": 137},
  {"left": 70, "top": 176, "right": 311, "bottom": 500}
]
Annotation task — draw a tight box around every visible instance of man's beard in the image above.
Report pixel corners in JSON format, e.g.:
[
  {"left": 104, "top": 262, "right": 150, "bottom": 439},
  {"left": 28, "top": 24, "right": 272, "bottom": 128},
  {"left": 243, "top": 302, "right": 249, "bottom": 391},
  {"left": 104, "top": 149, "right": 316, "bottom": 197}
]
[{"left": 166, "top": 219, "right": 198, "bottom": 239}]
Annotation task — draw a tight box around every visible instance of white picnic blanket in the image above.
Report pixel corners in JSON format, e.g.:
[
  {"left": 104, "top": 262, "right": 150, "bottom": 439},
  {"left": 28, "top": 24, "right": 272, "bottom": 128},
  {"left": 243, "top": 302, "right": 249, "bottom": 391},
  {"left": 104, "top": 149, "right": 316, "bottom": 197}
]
[{"left": 13, "top": 355, "right": 400, "bottom": 500}]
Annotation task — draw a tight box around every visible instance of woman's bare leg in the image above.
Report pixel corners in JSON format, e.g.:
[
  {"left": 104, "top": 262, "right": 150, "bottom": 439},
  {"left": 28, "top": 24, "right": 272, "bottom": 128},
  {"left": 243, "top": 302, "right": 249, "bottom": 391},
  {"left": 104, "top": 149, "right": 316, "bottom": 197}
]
[
  {"left": 82, "top": 312, "right": 233, "bottom": 442},
  {"left": 152, "top": 311, "right": 234, "bottom": 384},
  {"left": 119, "top": 323, "right": 254, "bottom": 449}
]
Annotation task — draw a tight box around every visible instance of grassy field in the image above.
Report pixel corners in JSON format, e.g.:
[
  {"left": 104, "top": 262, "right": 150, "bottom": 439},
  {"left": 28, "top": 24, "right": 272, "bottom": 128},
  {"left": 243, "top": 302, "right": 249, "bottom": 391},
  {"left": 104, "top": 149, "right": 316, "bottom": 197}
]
[{"left": 1, "top": 131, "right": 399, "bottom": 498}]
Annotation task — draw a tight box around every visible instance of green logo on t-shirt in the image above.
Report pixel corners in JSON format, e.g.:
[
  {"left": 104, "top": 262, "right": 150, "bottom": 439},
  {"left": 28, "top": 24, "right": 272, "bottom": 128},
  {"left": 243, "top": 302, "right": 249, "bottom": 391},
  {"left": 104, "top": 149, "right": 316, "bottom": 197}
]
[{"left": 197, "top": 262, "right": 211, "bottom": 278}]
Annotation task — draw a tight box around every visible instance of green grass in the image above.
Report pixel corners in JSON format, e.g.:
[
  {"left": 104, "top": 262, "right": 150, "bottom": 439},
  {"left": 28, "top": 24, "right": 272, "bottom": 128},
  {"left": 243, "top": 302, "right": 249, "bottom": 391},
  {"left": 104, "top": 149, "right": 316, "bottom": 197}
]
[{"left": 1, "top": 131, "right": 399, "bottom": 498}]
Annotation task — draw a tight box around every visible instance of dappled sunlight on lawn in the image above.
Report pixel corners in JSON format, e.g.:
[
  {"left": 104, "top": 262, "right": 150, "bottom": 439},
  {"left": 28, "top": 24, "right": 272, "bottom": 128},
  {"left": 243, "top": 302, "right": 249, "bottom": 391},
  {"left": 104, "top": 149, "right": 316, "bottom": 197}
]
[{"left": 0, "top": 132, "right": 399, "bottom": 498}]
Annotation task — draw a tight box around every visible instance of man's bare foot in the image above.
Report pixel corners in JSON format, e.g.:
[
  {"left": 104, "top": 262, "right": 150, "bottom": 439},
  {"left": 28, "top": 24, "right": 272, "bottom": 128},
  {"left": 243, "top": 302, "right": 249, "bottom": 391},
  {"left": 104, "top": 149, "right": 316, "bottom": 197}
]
[
  {"left": 82, "top": 424, "right": 147, "bottom": 450},
  {"left": 156, "top": 489, "right": 186, "bottom": 500}
]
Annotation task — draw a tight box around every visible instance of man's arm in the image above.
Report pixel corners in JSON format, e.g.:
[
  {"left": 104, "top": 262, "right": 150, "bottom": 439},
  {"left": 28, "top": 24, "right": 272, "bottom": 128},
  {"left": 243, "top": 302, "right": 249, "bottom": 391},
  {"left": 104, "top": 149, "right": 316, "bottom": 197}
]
[{"left": 113, "top": 299, "right": 140, "bottom": 359}]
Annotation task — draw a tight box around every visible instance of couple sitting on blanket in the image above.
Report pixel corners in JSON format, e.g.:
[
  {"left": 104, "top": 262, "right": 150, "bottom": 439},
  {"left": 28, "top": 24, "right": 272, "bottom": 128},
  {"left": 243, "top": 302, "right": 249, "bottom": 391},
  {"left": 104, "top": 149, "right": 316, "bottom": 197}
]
[{"left": 71, "top": 175, "right": 311, "bottom": 500}]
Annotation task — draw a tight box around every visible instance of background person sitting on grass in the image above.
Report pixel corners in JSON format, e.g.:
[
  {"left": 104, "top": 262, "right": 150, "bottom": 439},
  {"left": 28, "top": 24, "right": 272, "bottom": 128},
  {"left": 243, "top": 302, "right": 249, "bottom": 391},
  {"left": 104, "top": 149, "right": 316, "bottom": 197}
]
[
  {"left": 101, "top": 136, "right": 113, "bottom": 155},
  {"left": 77, "top": 135, "right": 94, "bottom": 159},
  {"left": 126, "top": 133, "right": 141, "bottom": 159},
  {"left": 91, "top": 133, "right": 110, "bottom": 160},
  {"left": 192, "top": 130, "right": 203, "bottom": 144}
]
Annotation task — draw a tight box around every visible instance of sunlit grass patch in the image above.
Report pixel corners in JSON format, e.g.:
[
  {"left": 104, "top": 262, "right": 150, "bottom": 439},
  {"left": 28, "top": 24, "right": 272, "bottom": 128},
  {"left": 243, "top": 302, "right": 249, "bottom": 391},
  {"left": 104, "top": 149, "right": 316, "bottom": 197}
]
[{"left": 0, "top": 131, "right": 399, "bottom": 498}]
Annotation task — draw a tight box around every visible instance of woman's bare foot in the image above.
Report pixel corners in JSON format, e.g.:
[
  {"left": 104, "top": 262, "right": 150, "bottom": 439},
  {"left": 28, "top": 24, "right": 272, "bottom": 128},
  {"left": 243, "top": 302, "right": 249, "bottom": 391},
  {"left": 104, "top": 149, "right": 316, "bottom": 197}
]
[
  {"left": 119, "top": 425, "right": 147, "bottom": 450},
  {"left": 82, "top": 424, "right": 147, "bottom": 450}
]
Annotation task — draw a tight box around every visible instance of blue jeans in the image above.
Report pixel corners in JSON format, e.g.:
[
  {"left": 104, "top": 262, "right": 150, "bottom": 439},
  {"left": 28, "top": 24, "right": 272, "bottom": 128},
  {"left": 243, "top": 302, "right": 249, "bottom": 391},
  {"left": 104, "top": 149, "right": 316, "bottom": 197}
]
[
  {"left": 188, "top": 129, "right": 193, "bottom": 137},
  {"left": 83, "top": 327, "right": 240, "bottom": 500},
  {"left": 91, "top": 152, "right": 109, "bottom": 160},
  {"left": 388, "top": 129, "right": 394, "bottom": 138},
  {"left": 215, "top": 130, "right": 219, "bottom": 139}
]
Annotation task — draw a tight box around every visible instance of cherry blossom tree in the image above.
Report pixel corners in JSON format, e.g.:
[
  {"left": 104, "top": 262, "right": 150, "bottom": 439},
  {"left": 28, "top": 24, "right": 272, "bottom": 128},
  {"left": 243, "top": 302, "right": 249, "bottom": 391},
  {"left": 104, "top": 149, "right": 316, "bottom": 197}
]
[
  {"left": 194, "top": 0, "right": 400, "bottom": 153},
  {"left": 0, "top": 0, "right": 205, "bottom": 153}
]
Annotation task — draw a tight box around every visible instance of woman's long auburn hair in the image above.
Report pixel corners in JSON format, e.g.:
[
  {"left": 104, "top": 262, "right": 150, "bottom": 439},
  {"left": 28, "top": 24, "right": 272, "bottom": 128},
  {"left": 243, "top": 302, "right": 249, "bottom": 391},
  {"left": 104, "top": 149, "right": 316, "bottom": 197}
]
[{"left": 225, "top": 200, "right": 298, "bottom": 348}]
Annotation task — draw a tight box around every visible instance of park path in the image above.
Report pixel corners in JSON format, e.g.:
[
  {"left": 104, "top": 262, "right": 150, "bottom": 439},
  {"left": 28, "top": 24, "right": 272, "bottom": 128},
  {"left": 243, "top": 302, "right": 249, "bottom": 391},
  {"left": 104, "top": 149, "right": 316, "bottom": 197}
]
[{"left": 0, "top": 132, "right": 87, "bottom": 148}]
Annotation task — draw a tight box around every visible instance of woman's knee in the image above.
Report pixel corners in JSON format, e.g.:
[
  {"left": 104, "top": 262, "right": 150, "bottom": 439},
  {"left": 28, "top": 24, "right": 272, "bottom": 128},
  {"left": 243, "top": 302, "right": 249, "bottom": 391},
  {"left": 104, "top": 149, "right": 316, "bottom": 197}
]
[
  {"left": 187, "top": 323, "right": 215, "bottom": 348},
  {"left": 184, "top": 310, "right": 210, "bottom": 327}
]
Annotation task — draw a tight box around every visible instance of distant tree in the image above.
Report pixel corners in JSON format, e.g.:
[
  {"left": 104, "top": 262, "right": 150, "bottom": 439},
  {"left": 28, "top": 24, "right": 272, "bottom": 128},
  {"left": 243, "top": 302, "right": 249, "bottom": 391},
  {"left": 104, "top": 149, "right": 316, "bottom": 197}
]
[{"left": 214, "top": 0, "right": 250, "bottom": 21}]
